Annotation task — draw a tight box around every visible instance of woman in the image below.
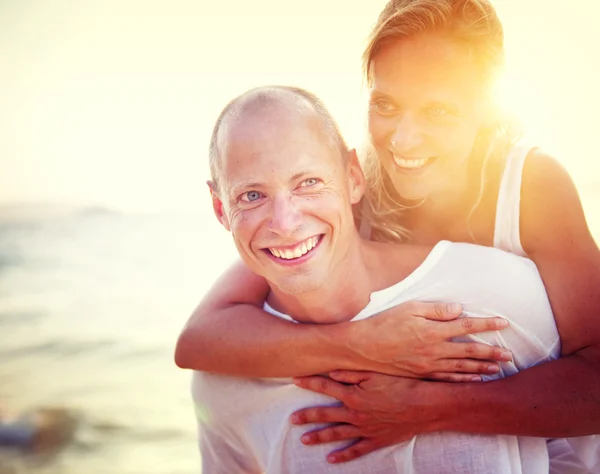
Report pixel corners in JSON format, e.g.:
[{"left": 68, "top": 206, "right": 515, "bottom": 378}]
[{"left": 177, "top": 0, "right": 600, "bottom": 470}]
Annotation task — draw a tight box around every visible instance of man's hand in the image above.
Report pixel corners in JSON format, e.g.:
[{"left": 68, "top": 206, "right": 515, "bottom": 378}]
[
  {"left": 348, "top": 301, "right": 512, "bottom": 381},
  {"left": 290, "top": 371, "right": 439, "bottom": 463}
]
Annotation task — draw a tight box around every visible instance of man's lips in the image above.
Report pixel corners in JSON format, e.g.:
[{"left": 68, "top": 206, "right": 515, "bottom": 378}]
[{"left": 261, "top": 234, "right": 324, "bottom": 262}]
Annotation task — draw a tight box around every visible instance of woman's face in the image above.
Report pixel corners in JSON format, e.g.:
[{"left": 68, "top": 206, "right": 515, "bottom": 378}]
[{"left": 367, "top": 34, "right": 487, "bottom": 202}]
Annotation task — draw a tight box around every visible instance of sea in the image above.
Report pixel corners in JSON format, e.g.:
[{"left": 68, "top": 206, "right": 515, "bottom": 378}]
[
  {"left": 0, "top": 204, "right": 238, "bottom": 474},
  {"left": 0, "top": 189, "right": 599, "bottom": 474}
]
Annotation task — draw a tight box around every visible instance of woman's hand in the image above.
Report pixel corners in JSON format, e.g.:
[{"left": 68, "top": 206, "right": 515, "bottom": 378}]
[
  {"left": 290, "top": 370, "right": 436, "bottom": 463},
  {"left": 347, "top": 301, "right": 512, "bottom": 381}
]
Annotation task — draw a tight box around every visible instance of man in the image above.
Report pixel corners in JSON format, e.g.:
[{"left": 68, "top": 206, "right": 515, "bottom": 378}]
[{"left": 193, "top": 85, "right": 599, "bottom": 473}]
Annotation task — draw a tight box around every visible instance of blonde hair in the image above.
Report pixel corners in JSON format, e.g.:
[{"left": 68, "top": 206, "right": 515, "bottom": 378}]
[{"left": 359, "top": 0, "right": 522, "bottom": 243}]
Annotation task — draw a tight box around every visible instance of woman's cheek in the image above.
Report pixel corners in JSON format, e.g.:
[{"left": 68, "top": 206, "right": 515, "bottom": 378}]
[{"left": 368, "top": 114, "right": 393, "bottom": 148}]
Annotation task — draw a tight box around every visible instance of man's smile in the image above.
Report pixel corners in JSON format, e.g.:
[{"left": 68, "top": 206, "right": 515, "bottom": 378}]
[{"left": 262, "top": 234, "right": 324, "bottom": 262}]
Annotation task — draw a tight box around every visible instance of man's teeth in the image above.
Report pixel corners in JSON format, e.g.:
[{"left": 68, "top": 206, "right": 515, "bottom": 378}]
[
  {"left": 393, "top": 155, "right": 430, "bottom": 169},
  {"left": 269, "top": 236, "right": 319, "bottom": 260}
]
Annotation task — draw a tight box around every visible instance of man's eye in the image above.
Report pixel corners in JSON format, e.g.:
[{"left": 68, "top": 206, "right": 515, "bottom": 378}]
[
  {"left": 300, "top": 178, "right": 320, "bottom": 187},
  {"left": 240, "top": 191, "right": 263, "bottom": 202}
]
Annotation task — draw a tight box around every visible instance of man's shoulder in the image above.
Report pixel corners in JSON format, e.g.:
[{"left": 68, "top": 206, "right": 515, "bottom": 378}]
[
  {"left": 366, "top": 241, "right": 448, "bottom": 290},
  {"left": 373, "top": 240, "right": 537, "bottom": 284},
  {"left": 440, "top": 241, "right": 538, "bottom": 272},
  {"left": 449, "top": 241, "right": 531, "bottom": 260}
]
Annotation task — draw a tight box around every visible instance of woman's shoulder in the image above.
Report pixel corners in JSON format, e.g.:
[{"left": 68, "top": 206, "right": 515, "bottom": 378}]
[
  {"left": 521, "top": 148, "right": 570, "bottom": 189},
  {"left": 468, "top": 143, "right": 551, "bottom": 247},
  {"left": 520, "top": 148, "right": 576, "bottom": 217},
  {"left": 519, "top": 148, "right": 590, "bottom": 255}
]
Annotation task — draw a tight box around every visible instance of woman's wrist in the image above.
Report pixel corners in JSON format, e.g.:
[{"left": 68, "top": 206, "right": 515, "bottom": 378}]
[{"left": 308, "top": 320, "right": 372, "bottom": 373}]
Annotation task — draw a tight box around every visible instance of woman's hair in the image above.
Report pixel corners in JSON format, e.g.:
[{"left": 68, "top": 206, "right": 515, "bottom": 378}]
[{"left": 359, "top": 0, "right": 522, "bottom": 243}]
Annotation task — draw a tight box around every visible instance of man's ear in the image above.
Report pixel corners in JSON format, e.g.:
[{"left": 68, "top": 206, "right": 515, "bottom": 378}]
[
  {"left": 207, "top": 180, "right": 231, "bottom": 231},
  {"left": 346, "top": 149, "right": 366, "bottom": 205}
]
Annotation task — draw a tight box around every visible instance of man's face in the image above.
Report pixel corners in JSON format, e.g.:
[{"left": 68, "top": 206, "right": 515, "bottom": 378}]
[{"left": 211, "top": 105, "right": 364, "bottom": 296}]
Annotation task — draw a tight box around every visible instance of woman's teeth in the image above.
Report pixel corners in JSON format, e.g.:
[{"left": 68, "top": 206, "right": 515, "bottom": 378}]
[
  {"left": 269, "top": 236, "right": 319, "bottom": 260},
  {"left": 393, "top": 155, "right": 430, "bottom": 170}
]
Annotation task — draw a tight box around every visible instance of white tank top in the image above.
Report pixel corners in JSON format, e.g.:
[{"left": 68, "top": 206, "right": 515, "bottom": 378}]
[
  {"left": 494, "top": 144, "right": 596, "bottom": 473},
  {"left": 493, "top": 144, "right": 532, "bottom": 257},
  {"left": 360, "top": 146, "right": 595, "bottom": 472},
  {"left": 358, "top": 143, "right": 533, "bottom": 251}
]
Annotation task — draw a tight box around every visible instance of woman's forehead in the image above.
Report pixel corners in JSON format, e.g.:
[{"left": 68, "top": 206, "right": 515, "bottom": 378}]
[{"left": 370, "top": 35, "right": 483, "bottom": 102}]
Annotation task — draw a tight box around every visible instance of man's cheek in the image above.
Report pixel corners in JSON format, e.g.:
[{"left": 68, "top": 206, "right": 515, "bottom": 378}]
[
  {"left": 230, "top": 214, "right": 257, "bottom": 250},
  {"left": 228, "top": 210, "right": 246, "bottom": 232}
]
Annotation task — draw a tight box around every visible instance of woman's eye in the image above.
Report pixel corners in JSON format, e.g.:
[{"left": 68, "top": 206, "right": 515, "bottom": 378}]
[
  {"left": 373, "top": 100, "right": 396, "bottom": 113},
  {"left": 425, "top": 106, "right": 450, "bottom": 118},
  {"left": 240, "top": 191, "right": 263, "bottom": 202},
  {"left": 300, "top": 178, "right": 320, "bottom": 187}
]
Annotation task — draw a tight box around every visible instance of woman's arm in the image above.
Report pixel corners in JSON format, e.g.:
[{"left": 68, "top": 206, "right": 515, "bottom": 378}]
[
  {"left": 287, "top": 150, "right": 600, "bottom": 462},
  {"left": 174, "top": 260, "right": 511, "bottom": 378},
  {"left": 175, "top": 259, "right": 354, "bottom": 377},
  {"left": 521, "top": 150, "right": 600, "bottom": 356},
  {"left": 423, "top": 150, "right": 600, "bottom": 434}
]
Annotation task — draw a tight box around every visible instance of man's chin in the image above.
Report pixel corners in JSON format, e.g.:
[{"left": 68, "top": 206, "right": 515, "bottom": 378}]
[{"left": 269, "top": 274, "right": 325, "bottom": 297}]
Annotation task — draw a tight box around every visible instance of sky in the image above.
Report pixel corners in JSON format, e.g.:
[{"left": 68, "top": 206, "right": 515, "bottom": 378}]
[{"left": 1, "top": 0, "right": 599, "bottom": 213}]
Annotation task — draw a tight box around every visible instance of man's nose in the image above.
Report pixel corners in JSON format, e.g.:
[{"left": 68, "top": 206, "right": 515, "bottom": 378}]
[
  {"left": 390, "top": 113, "right": 424, "bottom": 154},
  {"left": 268, "top": 194, "right": 303, "bottom": 238}
]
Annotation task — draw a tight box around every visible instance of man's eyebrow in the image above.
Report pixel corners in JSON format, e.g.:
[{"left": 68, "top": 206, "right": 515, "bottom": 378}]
[
  {"left": 228, "top": 181, "right": 264, "bottom": 197},
  {"left": 228, "top": 171, "right": 316, "bottom": 198},
  {"left": 289, "top": 172, "right": 311, "bottom": 183}
]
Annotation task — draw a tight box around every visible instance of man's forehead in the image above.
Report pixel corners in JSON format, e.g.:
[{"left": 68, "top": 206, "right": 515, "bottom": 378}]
[
  {"left": 212, "top": 88, "right": 345, "bottom": 195},
  {"left": 218, "top": 97, "right": 310, "bottom": 144},
  {"left": 219, "top": 131, "right": 339, "bottom": 196},
  {"left": 219, "top": 104, "right": 325, "bottom": 163},
  {"left": 220, "top": 139, "right": 335, "bottom": 192}
]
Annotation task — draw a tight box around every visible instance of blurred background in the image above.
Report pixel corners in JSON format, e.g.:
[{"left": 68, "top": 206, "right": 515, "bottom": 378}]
[{"left": 1, "top": 0, "right": 599, "bottom": 472}]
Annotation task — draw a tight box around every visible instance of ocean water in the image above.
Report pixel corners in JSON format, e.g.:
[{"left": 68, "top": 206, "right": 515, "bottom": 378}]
[
  {"left": 0, "top": 190, "right": 598, "bottom": 474},
  {"left": 0, "top": 205, "right": 237, "bottom": 474}
]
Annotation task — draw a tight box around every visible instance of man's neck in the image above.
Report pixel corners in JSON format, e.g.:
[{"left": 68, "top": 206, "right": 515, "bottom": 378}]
[{"left": 266, "top": 239, "right": 375, "bottom": 324}]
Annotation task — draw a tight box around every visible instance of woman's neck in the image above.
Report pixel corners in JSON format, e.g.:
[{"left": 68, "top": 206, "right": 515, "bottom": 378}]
[{"left": 401, "top": 142, "right": 506, "bottom": 245}]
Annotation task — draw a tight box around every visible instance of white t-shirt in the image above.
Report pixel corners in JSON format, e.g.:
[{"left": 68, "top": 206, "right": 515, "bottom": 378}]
[{"left": 193, "top": 241, "right": 564, "bottom": 474}]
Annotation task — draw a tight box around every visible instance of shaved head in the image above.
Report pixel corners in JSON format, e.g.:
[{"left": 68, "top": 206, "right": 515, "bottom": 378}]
[{"left": 208, "top": 86, "right": 348, "bottom": 191}]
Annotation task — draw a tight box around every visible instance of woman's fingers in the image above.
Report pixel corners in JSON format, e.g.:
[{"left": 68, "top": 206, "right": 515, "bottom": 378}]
[
  {"left": 291, "top": 406, "right": 355, "bottom": 426},
  {"left": 406, "top": 301, "right": 463, "bottom": 321},
  {"left": 299, "top": 423, "right": 361, "bottom": 445},
  {"left": 421, "top": 341, "right": 513, "bottom": 376},
  {"left": 436, "top": 356, "right": 500, "bottom": 375},
  {"left": 328, "top": 370, "right": 371, "bottom": 384},
  {"left": 426, "top": 372, "right": 483, "bottom": 382},
  {"left": 438, "top": 316, "right": 510, "bottom": 339},
  {"left": 439, "top": 341, "right": 512, "bottom": 362},
  {"left": 292, "top": 375, "right": 353, "bottom": 401},
  {"left": 326, "top": 438, "right": 383, "bottom": 464}
]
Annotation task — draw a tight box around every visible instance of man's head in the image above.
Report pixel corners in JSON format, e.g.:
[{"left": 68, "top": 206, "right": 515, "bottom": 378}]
[{"left": 208, "top": 86, "right": 365, "bottom": 296}]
